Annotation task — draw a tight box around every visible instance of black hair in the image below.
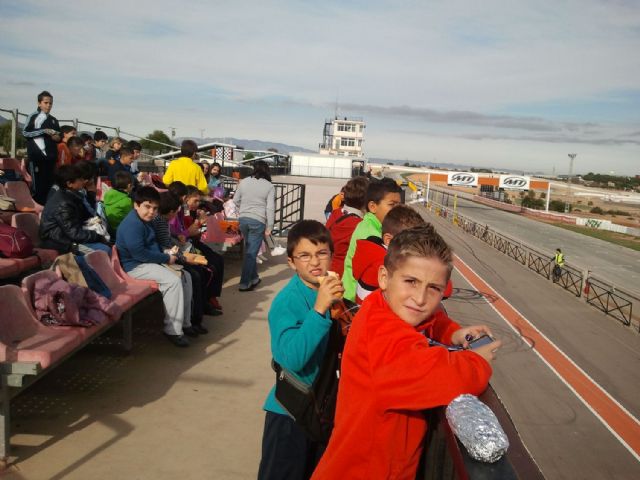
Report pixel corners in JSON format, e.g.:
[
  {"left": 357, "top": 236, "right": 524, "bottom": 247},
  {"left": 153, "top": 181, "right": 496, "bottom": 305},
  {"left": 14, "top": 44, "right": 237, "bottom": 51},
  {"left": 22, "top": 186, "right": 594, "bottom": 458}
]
[
  {"left": 180, "top": 139, "right": 198, "bottom": 158},
  {"left": 54, "top": 164, "right": 82, "bottom": 188},
  {"left": 287, "top": 220, "right": 334, "bottom": 258},
  {"left": 167, "top": 181, "right": 187, "bottom": 198},
  {"left": 211, "top": 162, "right": 222, "bottom": 177},
  {"left": 67, "top": 136, "right": 84, "bottom": 149},
  {"left": 134, "top": 186, "right": 160, "bottom": 205},
  {"left": 74, "top": 160, "right": 98, "bottom": 181},
  {"left": 113, "top": 171, "right": 133, "bottom": 191},
  {"left": 127, "top": 140, "right": 142, "bottom": 151},
  {"left": 80, "top": 133, "right": 93, "bottom": 142},
  {"left": 252, "top": 160, "right": 272, "bottom": 182},
  {"left": 37, "top": 91, "right": 52, "bottom": 103},
  {"left": 60, "top": 125, "right": 76, "bottom": 136},
  {"left": 158, "top": 192, "right": 182, "bottom": 215},
  {"left": 119, "top": 146, "right": 134, "bottom": 158},
  {"left": 185, "top": 185, "right": 201, "bottom": 198},
  {"left": 366, "top": 177, "right": 402, "bottom": 206},
  {"left": 94, "top": 130, "right": 108, "bottom": 142}
]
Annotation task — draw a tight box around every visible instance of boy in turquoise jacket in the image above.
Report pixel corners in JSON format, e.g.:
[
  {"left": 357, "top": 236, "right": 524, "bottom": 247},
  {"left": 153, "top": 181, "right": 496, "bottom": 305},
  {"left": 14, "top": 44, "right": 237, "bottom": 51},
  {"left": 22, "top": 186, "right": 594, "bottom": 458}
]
[
  {"left": 104, "top": 171, "right": 133, "bottom": 234},
  {"left": 258, "top": 220, "right": 344, "bottom": 480},
  {"left": 342, "top": 178, "right": 402, "bottom": 302}
]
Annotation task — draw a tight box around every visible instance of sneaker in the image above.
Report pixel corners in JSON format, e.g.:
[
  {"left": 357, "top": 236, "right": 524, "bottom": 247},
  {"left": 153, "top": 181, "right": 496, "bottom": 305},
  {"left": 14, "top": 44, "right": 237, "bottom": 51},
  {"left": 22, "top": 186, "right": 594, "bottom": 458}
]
[
  {"left": 238, "top": 284, "right": 254, "bottom": 292},
  {"left": 183, "top": 326, "right": 200, "bottom": 338},
  {"left": 203, "top": 304, "right": 223, "bottom": 316},
  {"left": 164, "top": 334, "right": 190, "bottom": 348},
  {"left": 250, "top": 277, "right": 262, "bottom": 288},
  {"left": 210, "top": 298, "right": 223, "bottom": 310},
  {"left": 192, "top": 324, "right": 209, "bottom": 334}
]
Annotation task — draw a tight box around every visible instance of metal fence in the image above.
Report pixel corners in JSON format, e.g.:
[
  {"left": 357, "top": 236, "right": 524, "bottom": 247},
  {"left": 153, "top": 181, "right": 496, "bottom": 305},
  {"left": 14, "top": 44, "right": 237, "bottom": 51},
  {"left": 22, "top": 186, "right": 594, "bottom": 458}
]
[
  {"left": 423, "top": 197, "right": 638, "bottom": 329},
  {"left": 222, "top": 179, "right": 305, "bottom": 236}
]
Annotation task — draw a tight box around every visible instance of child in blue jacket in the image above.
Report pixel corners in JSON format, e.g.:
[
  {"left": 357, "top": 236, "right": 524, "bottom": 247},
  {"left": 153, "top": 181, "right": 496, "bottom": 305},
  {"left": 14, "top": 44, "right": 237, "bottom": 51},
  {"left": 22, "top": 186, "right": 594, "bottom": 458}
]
[{"left": 258, "top": 220, "right": 344, "bottom": 480}]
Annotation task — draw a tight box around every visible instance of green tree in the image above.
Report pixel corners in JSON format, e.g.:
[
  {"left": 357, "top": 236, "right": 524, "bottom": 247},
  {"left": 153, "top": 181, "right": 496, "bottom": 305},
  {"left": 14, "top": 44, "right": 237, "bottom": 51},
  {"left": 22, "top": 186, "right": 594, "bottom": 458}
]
[
  {"left": 139, "top": 130, "right": 175, "bottom": 154},
  {"left": 0, "top": 121, "right": 26, "bottom": 153},
  {"left": 243, "top": 152, "right": 255, "bottom": 161}
]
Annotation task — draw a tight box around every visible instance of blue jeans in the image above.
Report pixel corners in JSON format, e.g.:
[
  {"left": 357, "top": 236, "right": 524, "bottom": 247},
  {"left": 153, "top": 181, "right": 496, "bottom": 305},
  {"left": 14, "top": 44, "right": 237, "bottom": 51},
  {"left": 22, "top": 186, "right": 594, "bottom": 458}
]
[
  {"left": 78, "top": 242, "right": 112, "bottom": 256},
  {"left": 239, "top": 217, "right": 266, "bottom": 288}
]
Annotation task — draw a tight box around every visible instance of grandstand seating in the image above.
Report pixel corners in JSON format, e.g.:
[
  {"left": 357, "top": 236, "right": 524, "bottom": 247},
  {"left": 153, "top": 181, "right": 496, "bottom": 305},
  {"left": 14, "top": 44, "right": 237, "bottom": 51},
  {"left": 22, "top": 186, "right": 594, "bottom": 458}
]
[
  {"left": 11, "top": 213, "right": 58, "bottom": 265},
  {"left": 4, "top": 181, "right": 42, "bottom": 214}
]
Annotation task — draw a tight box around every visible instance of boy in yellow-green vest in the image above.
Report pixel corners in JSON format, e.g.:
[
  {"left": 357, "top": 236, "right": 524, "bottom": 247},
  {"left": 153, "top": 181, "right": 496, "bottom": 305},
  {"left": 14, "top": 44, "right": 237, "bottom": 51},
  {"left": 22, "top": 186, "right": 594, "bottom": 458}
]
[
  {"left": 342, "top": 178, "right": 402, "bottom": 302},
  {"left": 104, "top": 171, "right": 134, "bottom": 235}
]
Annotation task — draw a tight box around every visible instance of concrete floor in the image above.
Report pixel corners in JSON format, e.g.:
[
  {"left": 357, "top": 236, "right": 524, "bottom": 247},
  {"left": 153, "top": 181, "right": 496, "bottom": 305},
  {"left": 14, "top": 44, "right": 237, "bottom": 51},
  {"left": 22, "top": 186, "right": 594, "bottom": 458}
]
[{"left": 4, "top": 175, "right": 639, "bottom": 479}]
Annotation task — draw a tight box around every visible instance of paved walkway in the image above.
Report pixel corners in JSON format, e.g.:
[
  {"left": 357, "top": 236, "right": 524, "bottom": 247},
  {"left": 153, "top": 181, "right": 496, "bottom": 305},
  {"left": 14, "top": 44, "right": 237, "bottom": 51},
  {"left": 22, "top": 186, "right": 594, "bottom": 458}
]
[{"left": 2, "top": 176, "right": 344, "bottom": 479}]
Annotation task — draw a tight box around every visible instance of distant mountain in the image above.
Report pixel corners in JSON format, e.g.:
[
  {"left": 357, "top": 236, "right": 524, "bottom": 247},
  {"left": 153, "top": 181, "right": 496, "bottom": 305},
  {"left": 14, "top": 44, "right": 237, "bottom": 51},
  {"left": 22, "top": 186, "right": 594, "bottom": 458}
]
[{"left": 176, "top": 136, "right": 314, "bottom": 155}]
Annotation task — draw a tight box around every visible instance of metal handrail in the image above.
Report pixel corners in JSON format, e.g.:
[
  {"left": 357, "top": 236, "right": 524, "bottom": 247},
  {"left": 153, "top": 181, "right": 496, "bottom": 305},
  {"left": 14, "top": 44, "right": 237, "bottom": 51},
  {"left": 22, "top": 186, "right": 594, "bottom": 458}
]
[{"left": 422, "top": 197, "right": 637, "bottom": 327}]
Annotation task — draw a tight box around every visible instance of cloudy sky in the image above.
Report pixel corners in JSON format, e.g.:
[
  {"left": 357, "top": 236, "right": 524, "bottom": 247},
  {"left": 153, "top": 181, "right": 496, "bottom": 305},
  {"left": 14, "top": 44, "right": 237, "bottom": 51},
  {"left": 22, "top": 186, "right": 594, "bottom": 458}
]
[{"left": 1, "top": 0, "right": 639, "bottom": 175}]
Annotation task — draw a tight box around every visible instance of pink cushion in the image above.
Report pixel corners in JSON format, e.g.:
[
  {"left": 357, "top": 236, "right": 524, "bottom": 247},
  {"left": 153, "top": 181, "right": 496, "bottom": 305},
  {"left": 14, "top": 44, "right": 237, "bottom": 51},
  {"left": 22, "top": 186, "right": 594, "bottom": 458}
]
[
  {"left": 111, "top": 246, "right": 159, "bottom": 292},
  {"left": 0, "top": 284, "right": 83, "bottom": 368},
  {"left": 0, "top": 259, "right": 20, "bottom": 279},
  {"left": 85, "top": 250, "right": 155, "bottom": 303}
]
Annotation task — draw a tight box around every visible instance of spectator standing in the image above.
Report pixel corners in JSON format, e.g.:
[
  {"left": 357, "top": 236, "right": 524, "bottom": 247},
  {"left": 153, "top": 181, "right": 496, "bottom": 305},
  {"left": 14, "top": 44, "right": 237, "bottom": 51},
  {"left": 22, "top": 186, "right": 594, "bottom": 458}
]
[
  {"left": 233, "top": 160, "right": 275, "bottom": 291},
  {"left": 22, "top": 91, "right": 60, "bottom": 204},
  {"left": 325, "top": 176, "right": 368, "bottom": 276},
  {"left": 312, "top": 226, "right": 500, "bottom": 480},
  {"left": 162, "top": 140, "right": 208, "bottom": 194},
  {"left": 257, "top": 220, "right": 344, "bottom": 480},
  {"left": 342, "top": 178, "right": 402, "bottom": 302}
]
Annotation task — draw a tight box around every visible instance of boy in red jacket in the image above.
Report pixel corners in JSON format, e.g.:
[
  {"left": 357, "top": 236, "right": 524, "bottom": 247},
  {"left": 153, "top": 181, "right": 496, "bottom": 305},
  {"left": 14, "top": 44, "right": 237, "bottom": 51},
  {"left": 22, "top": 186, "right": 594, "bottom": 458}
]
[
  {"left": 325, "top": 176, "right": 369, "bottom": 276},
  {"left": 312, "top": 226, "right": 501, "bottom": 480}
]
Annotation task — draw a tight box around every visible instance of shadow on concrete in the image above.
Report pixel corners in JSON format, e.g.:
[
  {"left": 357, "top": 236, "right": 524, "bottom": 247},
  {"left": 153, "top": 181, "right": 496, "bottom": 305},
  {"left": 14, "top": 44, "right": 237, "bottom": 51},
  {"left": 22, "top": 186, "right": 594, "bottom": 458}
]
[{"left": 4, "top": 249, "right": 293, "bottom": 477}]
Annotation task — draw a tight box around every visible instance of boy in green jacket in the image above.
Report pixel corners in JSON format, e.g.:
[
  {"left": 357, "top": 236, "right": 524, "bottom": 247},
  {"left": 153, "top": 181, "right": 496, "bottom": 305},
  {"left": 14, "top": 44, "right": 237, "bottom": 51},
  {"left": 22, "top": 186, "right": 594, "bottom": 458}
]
[
  {"left": 342, "top": 178, "right": 402, "bottom": 302},
  {"left": 104, "top": 171, "right": 134, "bottom": 234}
]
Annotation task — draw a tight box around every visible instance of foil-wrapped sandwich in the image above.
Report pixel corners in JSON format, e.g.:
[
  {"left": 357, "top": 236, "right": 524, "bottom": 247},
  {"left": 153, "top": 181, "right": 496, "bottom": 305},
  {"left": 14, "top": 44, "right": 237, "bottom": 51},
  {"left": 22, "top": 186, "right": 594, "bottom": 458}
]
[{"left": 445, "top": 394, "right": 509, "bottom": 463}]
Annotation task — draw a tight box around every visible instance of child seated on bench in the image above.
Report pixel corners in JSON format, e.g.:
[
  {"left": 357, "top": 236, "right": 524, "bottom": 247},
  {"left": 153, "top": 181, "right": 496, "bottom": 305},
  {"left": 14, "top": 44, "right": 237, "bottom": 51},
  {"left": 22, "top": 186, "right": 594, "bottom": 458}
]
[{"left": 115, "top": 186, "right": 193, "bottom": 348}]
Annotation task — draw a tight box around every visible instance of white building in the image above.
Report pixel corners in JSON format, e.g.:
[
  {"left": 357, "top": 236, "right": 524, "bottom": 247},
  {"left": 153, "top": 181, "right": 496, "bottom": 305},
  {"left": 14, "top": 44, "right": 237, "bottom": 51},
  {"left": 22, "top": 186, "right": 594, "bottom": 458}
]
[{"left": 319, "top": 117, "right": 365, "bottom": 157}]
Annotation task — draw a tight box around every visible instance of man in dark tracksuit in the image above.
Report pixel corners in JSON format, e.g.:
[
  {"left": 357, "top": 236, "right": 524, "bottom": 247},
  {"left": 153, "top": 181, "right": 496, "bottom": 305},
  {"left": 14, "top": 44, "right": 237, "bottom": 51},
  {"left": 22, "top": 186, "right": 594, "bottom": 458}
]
[{"left": 22, "top": 91, "right": 61, "bottom": 204}]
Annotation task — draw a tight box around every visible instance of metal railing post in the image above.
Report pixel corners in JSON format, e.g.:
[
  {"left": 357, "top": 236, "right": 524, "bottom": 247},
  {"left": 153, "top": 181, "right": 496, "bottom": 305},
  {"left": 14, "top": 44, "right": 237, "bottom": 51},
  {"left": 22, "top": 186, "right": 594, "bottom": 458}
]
[
  {"left": 73, "top": 118, "right": 78, "bottom": 130},
  {"left": 10, "top": 109, "right": 18, "bottom": 158}
]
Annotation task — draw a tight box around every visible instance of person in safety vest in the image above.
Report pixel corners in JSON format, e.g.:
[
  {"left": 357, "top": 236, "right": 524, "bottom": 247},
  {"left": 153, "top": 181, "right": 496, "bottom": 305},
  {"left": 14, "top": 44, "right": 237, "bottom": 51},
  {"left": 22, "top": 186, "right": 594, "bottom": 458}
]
[{"left": 553, "top": 248, "right": 565, "bottom": 282}]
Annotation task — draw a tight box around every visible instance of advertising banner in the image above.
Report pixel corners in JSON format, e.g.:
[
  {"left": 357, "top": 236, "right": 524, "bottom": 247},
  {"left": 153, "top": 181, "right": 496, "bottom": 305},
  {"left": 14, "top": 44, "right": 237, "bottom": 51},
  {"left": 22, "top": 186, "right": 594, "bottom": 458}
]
[
  {"left": 447, "top": 172, "right": 478, "bottom": 187},
  {"left": 499, "top": 175, "right": 530, "bottom": 190}
]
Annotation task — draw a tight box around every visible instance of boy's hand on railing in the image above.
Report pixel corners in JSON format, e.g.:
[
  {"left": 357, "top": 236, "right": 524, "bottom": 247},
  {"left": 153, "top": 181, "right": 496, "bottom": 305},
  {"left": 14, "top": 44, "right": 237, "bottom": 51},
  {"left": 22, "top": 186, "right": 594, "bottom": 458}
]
[
  {"left": 451, "top": 325, "right": 494, "bottom": 349},
  {"left": 471, "top": 339, "right": 502, "bottom": 364},
  {"left": 314, "top": 276, "right": 344, "bottom": 316}
]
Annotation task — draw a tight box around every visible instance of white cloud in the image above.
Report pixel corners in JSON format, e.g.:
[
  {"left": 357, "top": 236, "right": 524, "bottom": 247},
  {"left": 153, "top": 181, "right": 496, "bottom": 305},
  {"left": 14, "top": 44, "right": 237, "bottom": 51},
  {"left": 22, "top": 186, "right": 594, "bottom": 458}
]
[{"left": 1, "top": 0, "right": 639, "bottom": 174}]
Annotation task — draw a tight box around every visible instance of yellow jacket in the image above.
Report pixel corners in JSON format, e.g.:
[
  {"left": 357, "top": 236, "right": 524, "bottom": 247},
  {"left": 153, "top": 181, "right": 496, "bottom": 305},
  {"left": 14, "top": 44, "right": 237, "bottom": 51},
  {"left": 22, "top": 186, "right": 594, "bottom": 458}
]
[{"left": 162, "top": 157, "right": 208, "bottom": 194}]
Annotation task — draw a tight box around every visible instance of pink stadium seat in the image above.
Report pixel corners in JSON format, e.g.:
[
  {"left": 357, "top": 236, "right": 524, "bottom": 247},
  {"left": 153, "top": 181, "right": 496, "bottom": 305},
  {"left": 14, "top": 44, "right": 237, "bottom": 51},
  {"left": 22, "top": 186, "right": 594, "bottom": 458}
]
[
  {"left": 0, "top": 284, "right": 82, "bottom": 369},
  {"left": 4, "top": 181, "right": 43, "bottom": 213},
  {"left": 11, "top": 212, "right": 59, "bottom": 265},
  {"left": 0, "top": 184, "right": 6, "bottom": 195},
  {"left": 0, "top": 157, "right": 32, "bottom": 185},
  {"left": 111, "top": 246, "right": 159, "bottom": 291},
  {"left": 84, "top": 250, "right": 154, "bottom": 309},
  {"left": 20, "top": 270, "right": 108, "bottom": 341},
  {"left": 203, "top": 212, "right": 242, "bottom": 248}
]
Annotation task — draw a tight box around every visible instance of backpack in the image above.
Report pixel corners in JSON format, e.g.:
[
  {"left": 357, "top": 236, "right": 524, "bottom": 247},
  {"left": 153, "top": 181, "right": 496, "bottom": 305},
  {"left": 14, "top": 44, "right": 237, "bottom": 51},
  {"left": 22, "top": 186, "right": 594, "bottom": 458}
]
[
  {"left": 0, "top": 223, "right": 34, "bottom": 258},
  {"left": 273, "top": 300, "right": 357, "bottom": 444}
]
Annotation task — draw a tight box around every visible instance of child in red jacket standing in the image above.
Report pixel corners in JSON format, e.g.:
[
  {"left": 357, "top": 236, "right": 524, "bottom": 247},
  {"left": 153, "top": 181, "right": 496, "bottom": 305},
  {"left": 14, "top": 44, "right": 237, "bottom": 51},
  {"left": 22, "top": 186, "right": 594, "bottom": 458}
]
[
  {"left": 312, "top": 226, "right": 501, "bottom": 480},
  {"left": 325, "top": 176, "right": 369, "bottom": 276}
]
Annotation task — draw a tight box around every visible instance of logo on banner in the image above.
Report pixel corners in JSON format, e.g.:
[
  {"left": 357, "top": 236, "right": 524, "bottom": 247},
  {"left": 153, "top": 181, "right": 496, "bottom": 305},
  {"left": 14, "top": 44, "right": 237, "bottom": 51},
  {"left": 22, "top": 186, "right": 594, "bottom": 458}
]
[
  {"left": 447, "top": 172, "right": 478, "bottom": 187},
  {"left": 499, "top": 175, "right": 530, "bottom": 190}
]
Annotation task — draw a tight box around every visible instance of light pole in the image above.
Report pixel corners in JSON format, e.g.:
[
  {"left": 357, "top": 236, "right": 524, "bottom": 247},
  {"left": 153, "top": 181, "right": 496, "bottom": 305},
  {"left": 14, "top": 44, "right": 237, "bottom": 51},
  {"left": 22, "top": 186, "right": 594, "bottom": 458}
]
[{"left": 565, "top": 153, "right": 577, "bottom": 213}]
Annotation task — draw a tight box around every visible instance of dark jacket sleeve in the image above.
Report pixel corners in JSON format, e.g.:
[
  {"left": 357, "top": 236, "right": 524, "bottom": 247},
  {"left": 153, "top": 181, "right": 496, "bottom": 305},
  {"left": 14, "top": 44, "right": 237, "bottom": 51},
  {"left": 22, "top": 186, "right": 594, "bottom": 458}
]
[{"left": 56, "top": 200, "right": 101, "bottom": 244}]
